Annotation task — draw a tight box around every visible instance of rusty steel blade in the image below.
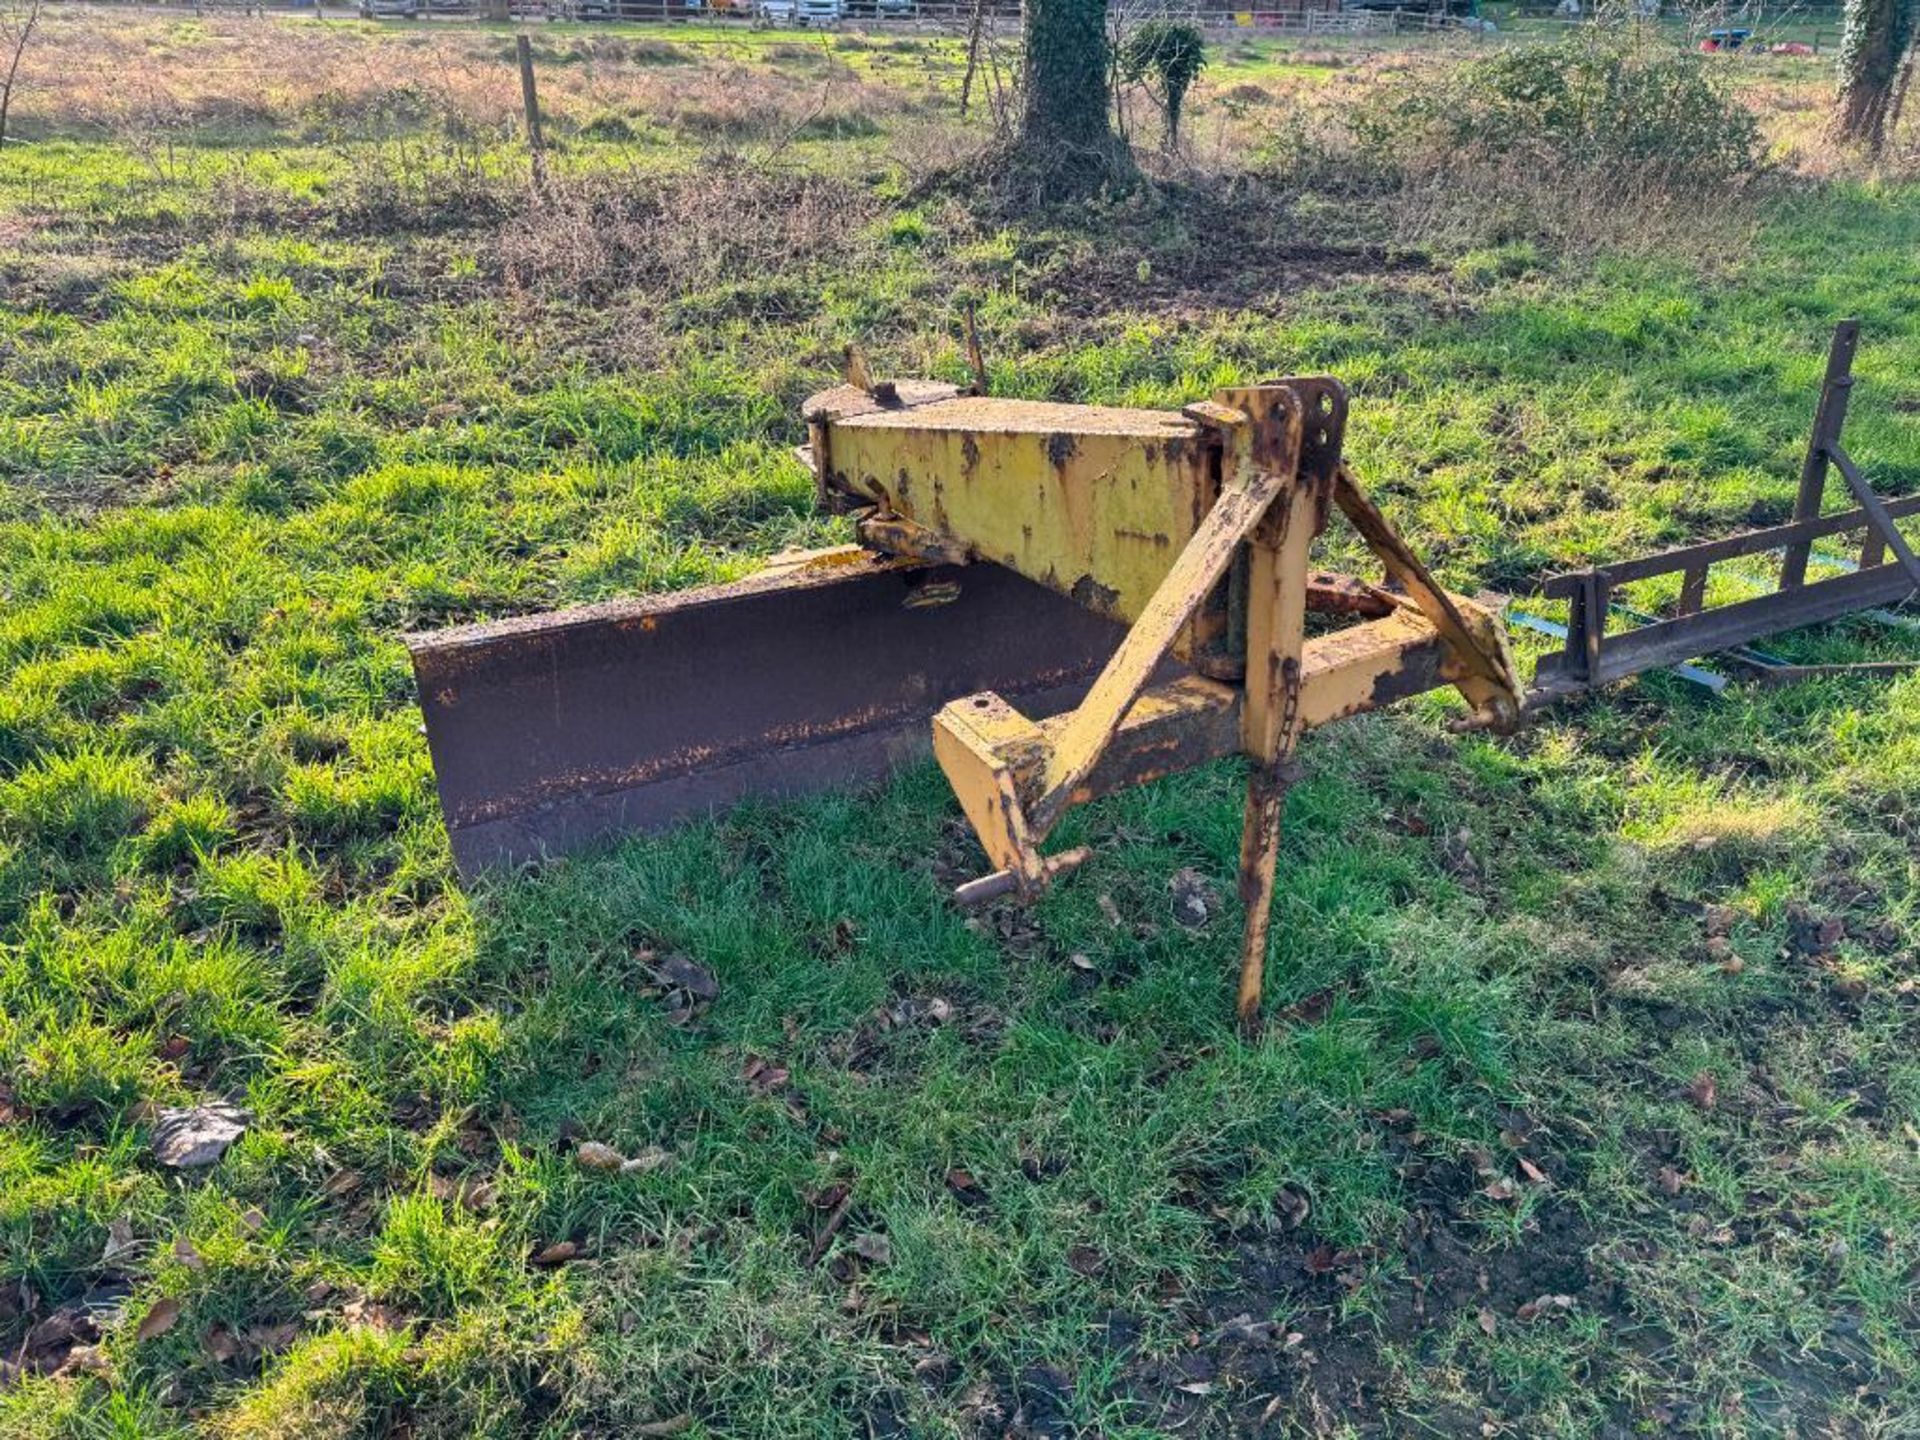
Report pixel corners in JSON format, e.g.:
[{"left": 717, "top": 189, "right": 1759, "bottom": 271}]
[{"left": 409, "top": 548, "right": 1126, "bottom": 877}]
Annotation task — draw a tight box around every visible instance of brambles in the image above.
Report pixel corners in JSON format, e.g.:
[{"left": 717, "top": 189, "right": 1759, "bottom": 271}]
[
  {"left": 1358, "top": 30, "right": 1762, "bottom": 190},
  {"left": 1350, "top": 29, "right": 1764, "bottom": 253}
]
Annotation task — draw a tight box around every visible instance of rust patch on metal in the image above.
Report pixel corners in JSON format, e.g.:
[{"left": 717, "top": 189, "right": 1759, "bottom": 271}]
[
  {"left": 1305, "top": 572, "right": 1396, "bottom": 617},
  {"left": 1069, "top": 573, "right": 1122, "bottom": 617}
]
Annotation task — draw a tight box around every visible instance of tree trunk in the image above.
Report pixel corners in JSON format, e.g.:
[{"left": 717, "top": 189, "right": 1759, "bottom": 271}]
[
  {"left": 1835, "top": 0, "right": 1915, "bottom": 151},
  {"left": 1016, "top": 0, "right": 1128, "bottom": 186}
]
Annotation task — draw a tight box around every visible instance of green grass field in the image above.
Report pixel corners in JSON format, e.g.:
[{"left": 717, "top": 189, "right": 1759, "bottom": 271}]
[{"left": 2, "top": 9, "right": 1918, "bottom": 1436}]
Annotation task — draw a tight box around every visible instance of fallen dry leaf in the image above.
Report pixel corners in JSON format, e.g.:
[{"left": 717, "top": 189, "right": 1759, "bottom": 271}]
[
  {"left": 26, "top": 1304, "right": 100, "bottom": 1359},
  {"left": 239, "top": 1208, "right": 266, "bottom": 1236},
  {"left": 1517, "top": 1156, "right": 1550, "bottom": 1186},
  {"left": 913, "top": 1349, "right": 955, "bottom": 1383},
  {"left": 620, "top": 1147, "right": 672, "bottom": 1176},
  {"left": 662, "top": 989, "right": 697, "bottom": 1027},
  {"left": 1274, "top": 1184, "right": 1311, "bottom": 1229},
  {"left": 136, "top": 1298, "right": 182, "bottom": 1342},
  {"left": 1214, "top": 1313, "right": 1282, "bottom": 1346},
  {"left": 1686, "top": 1072, "right": 1718, "bottom": 1111},
  {"left": 1481, "top": 1176, "right": 1519, "bottom": 1203},
  {"left": 1277, "top": 987, "right": 1339, "bottom": 1027},
  {"left": 454, "top": 1174, "right": 498, "bottom": 1209},
  {"left": 102, "top": 1218, "right": 137, "bottom": 1265},
  {"left": 574, "top": 1142, "right": 625, "bottom": 1173},
  {"left": 342, "top": 1296, "right": 405, "bottom": 1331},
  {"left": 1476, "top": 1306, "right": 1497, "bottom": 1337},
  {"left": 248, "top": 1321, "right": 298, "bottom": 1353},
  {"left": 849, "top": 1232, "right": 891, "bottom": 1265},
  {"left": 809, "top": 1181, "right": 851, "bottom": 1211},
  {"left": 151, "top": 1104, "right": 251, "bottom": 1169},
  {"left": 173, "top": 1236, "right": 206, "bottom": 1271},
  {"left": 532, "top": 1240, "right": 579, "bottom": 1266},
  {"left": 742, "top": 1056, "right": 791, "bottom": 1094},
  {"left": 651, "top": 952, "right": 718, "bottom": 1000},
  {"left": 1656, "top": 1166, "right": 1687, "bottom": 1197},
  {"left": 202, "top": 1325, "right": 240, "bottom": 1363},
  {"left": 1703, "top": 903, "right": 1739, "bottom": 937},
  {"left": 1516, "top": 1294, "right": 1576, "bottom": 1323},
  {"left": 1168, "top": 868, "right": 1213, "bottom": 928},
  {"left": 321, "top": 1169, "right": 364, "bottom": 1200},
  {"left": 59, "top": 1343, "right": 110, "bottom": 1376}
]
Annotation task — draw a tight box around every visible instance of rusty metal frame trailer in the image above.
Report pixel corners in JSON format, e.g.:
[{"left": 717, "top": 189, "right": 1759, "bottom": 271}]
[{"left": 1531, "top": 321, "right": 1920, "bottom": 704}]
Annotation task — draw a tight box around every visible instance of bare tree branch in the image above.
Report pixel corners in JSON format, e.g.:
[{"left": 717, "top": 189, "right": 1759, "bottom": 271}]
[{"left": 0, "top": 0, "right": 45, "bottom": 152}]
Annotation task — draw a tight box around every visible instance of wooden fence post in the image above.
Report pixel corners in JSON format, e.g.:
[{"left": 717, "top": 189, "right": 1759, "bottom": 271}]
[{"left": 516, "top": 33, "right": 549, "bottom": 199}]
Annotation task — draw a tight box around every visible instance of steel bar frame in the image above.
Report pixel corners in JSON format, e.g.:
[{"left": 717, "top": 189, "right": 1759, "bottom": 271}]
[{"left": 1532, "top": 321, "right": 1918, "bottom": 704}]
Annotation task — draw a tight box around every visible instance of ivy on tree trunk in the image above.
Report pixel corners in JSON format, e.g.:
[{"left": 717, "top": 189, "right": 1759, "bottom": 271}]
[
  {"left": 1835, "top": 0, "right": 1915, "bottom": 151},
  {"left": 1017, "top": 0, "right": 1129, "bottom": 186}
]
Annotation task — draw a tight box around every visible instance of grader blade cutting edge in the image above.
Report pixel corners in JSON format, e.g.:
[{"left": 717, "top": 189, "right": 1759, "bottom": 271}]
[{"left": 408, "top": 547, "right": 1128, "bottom": 878}]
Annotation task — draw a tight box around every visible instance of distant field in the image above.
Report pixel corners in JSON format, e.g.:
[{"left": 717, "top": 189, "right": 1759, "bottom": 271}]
[{"left": 2, "top": 9, "right": 1918, "bottom": 1437}]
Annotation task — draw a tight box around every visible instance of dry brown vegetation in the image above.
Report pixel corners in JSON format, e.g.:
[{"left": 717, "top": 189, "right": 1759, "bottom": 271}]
[
  {"left": 18, "top": 9, "right": 1911, "bottom": 206},
  {"left": 16, "top": 12, "right": 949, "bottom": 150},
  {"left": 497, "top": 166, "right": 874, "bottom": 303}
]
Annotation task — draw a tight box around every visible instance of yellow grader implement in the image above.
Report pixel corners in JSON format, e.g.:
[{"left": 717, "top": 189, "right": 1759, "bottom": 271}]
[{"left": 410, "top": 322, "right": 1917, "bottom": 1028}]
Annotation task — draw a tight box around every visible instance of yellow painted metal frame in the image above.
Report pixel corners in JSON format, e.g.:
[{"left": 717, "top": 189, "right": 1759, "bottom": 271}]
[{"left": 808, "top": 373, "right": 1523, "bottom": 1030}]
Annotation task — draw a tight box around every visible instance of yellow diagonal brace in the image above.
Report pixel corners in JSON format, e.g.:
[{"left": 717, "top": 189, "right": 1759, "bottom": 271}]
[
  {"left": 1030, "top": 459, "right": 1291, "bottom": 834},
  {"left": 1333, "top": 465, "right": 1523, "bottom": 727}
]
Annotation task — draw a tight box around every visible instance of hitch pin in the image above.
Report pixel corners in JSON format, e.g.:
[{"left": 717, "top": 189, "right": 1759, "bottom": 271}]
[{"left": 952, "top": 848, "right": 1093, "bottom": 908}]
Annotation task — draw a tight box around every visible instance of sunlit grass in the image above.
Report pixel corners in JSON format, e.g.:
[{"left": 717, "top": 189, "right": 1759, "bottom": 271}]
[{"left": 0, "top": 11, "right": 1917, "bottom": 1436}]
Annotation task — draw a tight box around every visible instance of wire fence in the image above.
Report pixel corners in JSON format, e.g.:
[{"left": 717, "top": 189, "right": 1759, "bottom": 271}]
[
  {"left": 42, "top": 0, "right": 1547, "bottom": 35},
  {"left": 49, "top": 0, "right": 1852, "bottom": 48}
]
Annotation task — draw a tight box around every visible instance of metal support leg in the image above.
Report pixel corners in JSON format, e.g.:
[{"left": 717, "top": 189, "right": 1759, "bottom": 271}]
[
  {"left": 1230, "top": 445, "right": 1320, "bottom": 1033},
  {"left": 1235, "top": 687, "right": 1302, "bottom": 1033},
  {"left": 1831, "top": 444, "right": 1920, "bottom": 591},
  {"left": 1782, "top": 319, "right": 1860, "bottom": 590}
]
